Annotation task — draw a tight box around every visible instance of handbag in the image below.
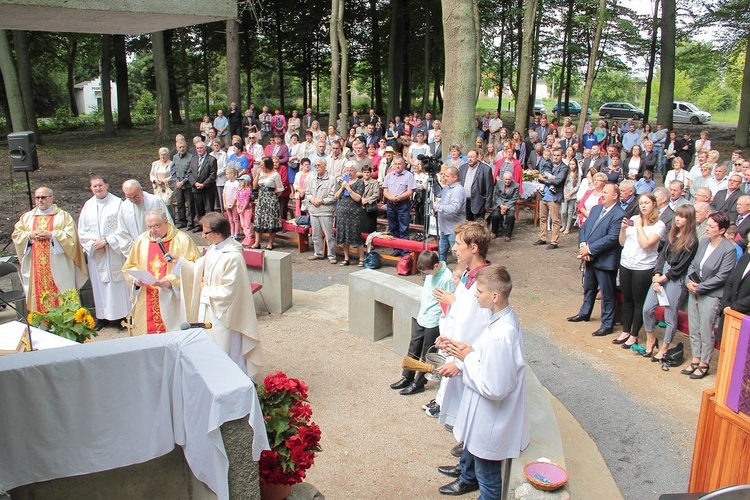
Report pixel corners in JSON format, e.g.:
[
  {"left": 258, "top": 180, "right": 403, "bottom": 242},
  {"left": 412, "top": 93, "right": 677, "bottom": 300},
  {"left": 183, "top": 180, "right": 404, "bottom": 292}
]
[
  {"left": 364, "top": 201, "right": 378, "bottom": 213},
  {"left": 295, "top": 215, "right": 311, "bottom": 227},
  {"left": 363, "top": 251, "right": 382, "bottom": 270},
  {"left": 396, "top": 253, "right": 414, "bottom": 275},
  {"left": 660, "top": 342, "right": 684, "bottom": 370}
]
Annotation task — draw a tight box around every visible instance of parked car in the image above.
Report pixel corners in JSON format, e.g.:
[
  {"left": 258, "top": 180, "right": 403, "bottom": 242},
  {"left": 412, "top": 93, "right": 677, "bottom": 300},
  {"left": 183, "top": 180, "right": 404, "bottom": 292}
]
[
  {"left": 673, "top": 101, "right": 712, "bottom": 125},
  {"left": 551, "top": 100, "right": 592, "bottom": 118},
  {"left": 534, "top": 98, "right": 545, "bottom": 115},
  {"left": 598, "top": 102, "right": 644, "bottom": 120}
]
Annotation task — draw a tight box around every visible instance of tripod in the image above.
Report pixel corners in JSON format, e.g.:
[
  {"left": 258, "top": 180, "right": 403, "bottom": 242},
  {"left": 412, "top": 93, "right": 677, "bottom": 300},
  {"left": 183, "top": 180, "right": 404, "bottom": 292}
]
[{"left": 420, "top": 171, "right": 440, "bottom": 250}]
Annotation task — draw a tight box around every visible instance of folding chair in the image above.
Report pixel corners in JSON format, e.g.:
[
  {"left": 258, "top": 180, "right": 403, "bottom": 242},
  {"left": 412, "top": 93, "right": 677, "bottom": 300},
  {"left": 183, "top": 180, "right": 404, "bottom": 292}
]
[
  {"left": 0, "top": 261, "right": 26, "bottom": 315},
  {"left": 242, "top": 249, "right": 270, "bottom": 314}
]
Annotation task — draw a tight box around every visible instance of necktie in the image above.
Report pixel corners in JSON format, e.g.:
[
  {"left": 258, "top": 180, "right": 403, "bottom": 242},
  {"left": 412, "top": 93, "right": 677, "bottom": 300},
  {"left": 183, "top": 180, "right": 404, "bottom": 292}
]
[
  {"left": 198, "top": 156, "right": 205, "bottom": 175},
  {"left": 739, "top": 215, "right": 746, "bottom": 227}
]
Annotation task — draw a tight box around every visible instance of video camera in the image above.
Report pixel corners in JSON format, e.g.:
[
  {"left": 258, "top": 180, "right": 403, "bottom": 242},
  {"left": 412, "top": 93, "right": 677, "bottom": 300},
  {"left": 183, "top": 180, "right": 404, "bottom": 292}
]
[{"left": 416, "top": 154, "right": 441, "bottom": 174}]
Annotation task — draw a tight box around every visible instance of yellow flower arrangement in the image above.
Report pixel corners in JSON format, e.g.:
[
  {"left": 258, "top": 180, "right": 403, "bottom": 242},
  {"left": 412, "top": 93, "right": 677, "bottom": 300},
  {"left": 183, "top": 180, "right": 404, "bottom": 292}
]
[{"left": 27, "top": 289, "right": 98, "bottom": 343}]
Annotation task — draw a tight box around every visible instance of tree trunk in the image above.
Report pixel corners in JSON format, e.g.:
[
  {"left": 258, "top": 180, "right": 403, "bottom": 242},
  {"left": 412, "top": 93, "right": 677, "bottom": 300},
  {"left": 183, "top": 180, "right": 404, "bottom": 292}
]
[
  {"left": 11, "top": 30, "right": 38, "bottom": 140},
  {"left": 337, "top": 0, "right": 349, "bottom": 137},
  {"left": 642, "top": 0, "right": 659, "bottom": 125},
  {"left": 657, "top": 0, "right": 675, "bottom": 131},
  {"left": 164, "top": 30, "right": 182, "bottom": 125},
  {"left": 0, "top": 30, "right": 28, "bottom": 132},
  {"left": 370, "top": 0, "right": 383, "bottom": 114},
  {"left": 113, "top": 35, "right": 132, "bottom": 129},
  {"left": 400, "top": 8, "right": 411, "bottom": 116},
  {"left": 562, "top": 0, "right": 574, "bottom": 115},
  {"left": 577, "top": 0, "right": 606, "bottom": 138},
  {"left": 274, "top": 0, "right": 285, "bottom": 112},
  {"left": 67, "top": 37, "right": 79, "bottom": 117},
  {"left": 243, "top": 25, "right": 253, "bottom": 106},
  {"left": 441, "top": 0, "right": 480, "bottom": 154},
  {"left": 152, "top": 31, "right": 171, "bottom": 143},
  {"left": 227, "top": 18, "right": 241, "bottom": 110},
  {"left": 496, "top": 3, "right": 505, "bottom": 113},
  {"left": 387, "top": 0, "right": 402, "bottom": 120},
  {"left": 422, "top": 5, "right": 431, "bottom": 116},
  {"left": 202, "top": 26, "right": 210, "bottom": 116},
  {"left": 514, "top": 0, "right": 540, "bottom": 133},
  {"left": 329, "top": 0, "right": 340, "bottom": 123},
  {"left": 528, "top": 2, "right": 543, "bottom": 120},
  {"left": 101, "top": 34, "right": 114, "bottom": 135},
  {"left": 736, "top": 36, "right": 750, "bottom": 148}
]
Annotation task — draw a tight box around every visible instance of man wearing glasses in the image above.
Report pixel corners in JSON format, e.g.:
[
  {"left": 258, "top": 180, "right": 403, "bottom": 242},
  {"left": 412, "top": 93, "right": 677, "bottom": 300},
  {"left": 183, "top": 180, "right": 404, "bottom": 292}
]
[
  {"left": 122, "top": 208, "right": 200, "bottom": 336},
  {"left": 12, "top": 186, "right": 87, "bottom": 313},
  {"left": 114, "top": 179, "right": 173, "bottom": 257}
]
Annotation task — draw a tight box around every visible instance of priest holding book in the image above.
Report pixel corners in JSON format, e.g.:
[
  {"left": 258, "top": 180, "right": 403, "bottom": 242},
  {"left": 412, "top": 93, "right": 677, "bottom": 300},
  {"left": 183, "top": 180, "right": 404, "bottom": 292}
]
[{"left": 122, "top": 208, "right": 199, "bottom": 335}]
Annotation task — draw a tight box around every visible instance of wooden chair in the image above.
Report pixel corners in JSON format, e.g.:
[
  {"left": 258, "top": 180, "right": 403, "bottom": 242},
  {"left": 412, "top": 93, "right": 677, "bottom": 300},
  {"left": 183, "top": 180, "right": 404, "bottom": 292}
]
[
  {"left": 242, "top": 249, "right": 269, "bottom": 314},
  {"left": 515, "top": 190, "right": 540, "bottom": 227}
]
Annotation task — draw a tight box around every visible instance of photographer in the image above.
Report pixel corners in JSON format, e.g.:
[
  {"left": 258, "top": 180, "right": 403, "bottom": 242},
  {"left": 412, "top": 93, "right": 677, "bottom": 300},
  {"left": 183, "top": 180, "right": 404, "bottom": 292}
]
[{"left": 434, "top": 167, "right": 466, "bottom": 262}]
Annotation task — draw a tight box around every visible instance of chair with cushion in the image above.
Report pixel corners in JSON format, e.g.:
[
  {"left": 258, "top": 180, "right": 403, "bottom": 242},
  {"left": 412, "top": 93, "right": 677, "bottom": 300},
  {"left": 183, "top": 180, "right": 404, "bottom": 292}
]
[{"left": 242, "top": 249, "right": 269, "bottom": 314}]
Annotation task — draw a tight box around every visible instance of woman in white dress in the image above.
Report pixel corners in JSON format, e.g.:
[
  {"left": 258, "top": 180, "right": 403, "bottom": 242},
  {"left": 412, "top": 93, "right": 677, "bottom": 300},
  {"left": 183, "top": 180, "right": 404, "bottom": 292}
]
[
  {"left": 210, "top": 139, "right": 228, "bottom": 212},
  {"left": 150, "top": 147, "right": 174, "bottom": 219},
  {"left": 285, "top": 110, "right": 301, "bottom": 145}
]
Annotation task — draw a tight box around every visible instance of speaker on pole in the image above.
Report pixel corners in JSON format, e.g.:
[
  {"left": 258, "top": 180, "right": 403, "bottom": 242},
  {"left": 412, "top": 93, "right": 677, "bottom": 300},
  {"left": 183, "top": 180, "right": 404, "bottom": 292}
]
[{"left": 8, "top": 131, "right": 38, "bottom": 172}]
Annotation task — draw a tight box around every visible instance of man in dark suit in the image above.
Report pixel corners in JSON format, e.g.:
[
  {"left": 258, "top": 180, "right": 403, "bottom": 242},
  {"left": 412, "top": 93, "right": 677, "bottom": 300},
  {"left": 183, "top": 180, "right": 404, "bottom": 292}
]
[
  {"left": 640, "top": 140, "right": 658, "bottom": 178},
  {"left": 618, "top": 180, "right": 639, "bottom": 218},
  {"left": 734, "top": 195, "right": 750, "bottom": 249},
  {"left": 534, "top": 148, "right": 568, "bottom": 249},
  {"left": 718, "top": 251, "right": 750, "bottom": 343},
  {"left": 491, "top": 172, "right": 519, "bottom": 241},
  {"left": 430, "top": 130, "right": 443, "bottom": 160},
  {"left": 675, "top": 131, "right": 695, "bottom": 168},
  {"left": 527, "top": 142, "right": 545, "bottom": 170},
  {"left": 567, "top": 183, "right": 626, "bottom": 336},
  {"left": 458, "top": 149, "right": 494, "bottom": 221},
  {"left": 187, "top": 141, "right": 218, "bottom": 232},
  {"left": 712, "top": 173, "right": 743, "bottom": 222}
]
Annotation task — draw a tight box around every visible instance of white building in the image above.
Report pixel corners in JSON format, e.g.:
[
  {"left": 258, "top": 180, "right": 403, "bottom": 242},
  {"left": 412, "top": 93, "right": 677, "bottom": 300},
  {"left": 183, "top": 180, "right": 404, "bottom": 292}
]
[{"left": 74, "top": 77, "right": 118, "bottom": 115}]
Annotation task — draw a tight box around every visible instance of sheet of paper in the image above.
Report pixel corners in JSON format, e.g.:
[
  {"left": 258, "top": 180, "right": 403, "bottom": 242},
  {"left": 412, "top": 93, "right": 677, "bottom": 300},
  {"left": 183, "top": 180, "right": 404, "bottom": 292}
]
[
  {"left": 125, "top": 269, "right": 158, "bottom": 285},
  {"left": 656, "top": 288, "right": 669, "bottom": 307}
]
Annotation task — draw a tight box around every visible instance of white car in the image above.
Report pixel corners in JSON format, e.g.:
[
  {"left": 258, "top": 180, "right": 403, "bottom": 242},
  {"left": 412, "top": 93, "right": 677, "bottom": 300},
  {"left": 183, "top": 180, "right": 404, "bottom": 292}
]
[{"left": 673, "top": 101, "right": 712, "bottom": 125}]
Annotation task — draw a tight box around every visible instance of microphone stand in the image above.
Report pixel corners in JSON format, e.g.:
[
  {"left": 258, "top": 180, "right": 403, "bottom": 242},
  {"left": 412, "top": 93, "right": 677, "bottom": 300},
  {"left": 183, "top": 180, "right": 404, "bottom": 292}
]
[{"left": 0, "top": 296, "right": 33, "bottom": 351}]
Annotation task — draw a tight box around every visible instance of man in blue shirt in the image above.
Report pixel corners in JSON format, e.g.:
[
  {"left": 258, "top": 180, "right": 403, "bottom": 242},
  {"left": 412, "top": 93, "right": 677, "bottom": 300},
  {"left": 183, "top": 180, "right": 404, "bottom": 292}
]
[
  {"left": 621, "top": 124, "right": 640, "bottom": 156},
  {"left": 213, "top": 110, "right": 229, "bottom": 147},
  {"left": 434, "top": 167, "right": 466, "bottom": 262},
  {"left": 382, "top": 156, "right": 417, "bottom": 255}
]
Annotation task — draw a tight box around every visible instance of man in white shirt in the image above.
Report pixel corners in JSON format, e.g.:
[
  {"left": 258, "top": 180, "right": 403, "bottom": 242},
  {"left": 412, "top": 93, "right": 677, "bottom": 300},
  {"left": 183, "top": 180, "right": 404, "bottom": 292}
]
[
  {"left": 708, "top": 164, "right": 729, "bottom": 196},
  {"left": 326, "top": 141, "right": 347, "bottom": 179},
  {"left": 488, "top": 111, "right": 503, "bottom": 146},
  {"left": 78, "top": 176, "right": 130, "bottom": 330}
]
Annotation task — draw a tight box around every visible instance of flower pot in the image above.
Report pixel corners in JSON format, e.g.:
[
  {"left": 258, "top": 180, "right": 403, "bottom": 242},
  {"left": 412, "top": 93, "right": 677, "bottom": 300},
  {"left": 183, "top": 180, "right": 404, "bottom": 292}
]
[{"left": 260, "top": 483, "right": 293, "bottom": 500}]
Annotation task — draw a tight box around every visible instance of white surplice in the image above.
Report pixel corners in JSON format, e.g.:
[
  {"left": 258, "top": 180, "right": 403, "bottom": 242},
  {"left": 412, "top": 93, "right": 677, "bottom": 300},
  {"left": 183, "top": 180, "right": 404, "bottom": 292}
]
[
  {"left": 437, "top": 280, "right": 491, "bottom": 427},
  {"left": 113, "top": 191, "right": 173, "bottom": 257},
  {"left": 78, "top": 193, "right": 131, "bottom": 320},
  {"left": 453, "top": 305, "right": 529, "bottom": 460}
]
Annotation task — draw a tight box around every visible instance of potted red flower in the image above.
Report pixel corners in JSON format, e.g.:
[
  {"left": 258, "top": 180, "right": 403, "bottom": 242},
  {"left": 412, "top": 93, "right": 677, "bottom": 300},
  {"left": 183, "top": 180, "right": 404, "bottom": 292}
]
[{"left": 257, "top": 372, "right": 321, "bottom": 499}]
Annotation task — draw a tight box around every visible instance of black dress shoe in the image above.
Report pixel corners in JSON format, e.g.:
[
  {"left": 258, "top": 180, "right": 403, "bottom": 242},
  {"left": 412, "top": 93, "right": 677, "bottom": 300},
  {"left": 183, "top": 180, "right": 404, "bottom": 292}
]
[
  {"left": 567, "top": 314, "right": 590, "bottom": 322},
  {"left": 390, "top": 377, "right": 412, "bottom": 390},
  {"left": 450, "top": 442, "right": 464, "bottom": 457},
  {"left": 546, "top": 243, "right": 558, "bottom": 250},
  {"left": 533, "top": 239, "right": 547, "bottom": 246},
  {"left": 438, "top": 479, "right": 479, "bottom": 496},
  {"left": 94, "top": 319, "right": 107, "bottom": 331},
  {"left": 438, "top": 465, "right": 461, "bottom": 477},
  {"left": 399, "top": 382, "right": 425, "bottom": 395},
  {"left": 592, "top": 327, "right": 614, "bottom": 337}
]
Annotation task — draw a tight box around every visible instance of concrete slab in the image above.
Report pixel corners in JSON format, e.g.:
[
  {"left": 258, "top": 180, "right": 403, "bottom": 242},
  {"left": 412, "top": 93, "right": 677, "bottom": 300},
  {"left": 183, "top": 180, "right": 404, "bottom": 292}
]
[{"left": 0, "top": 0, "right": 235, "bottom": 34}]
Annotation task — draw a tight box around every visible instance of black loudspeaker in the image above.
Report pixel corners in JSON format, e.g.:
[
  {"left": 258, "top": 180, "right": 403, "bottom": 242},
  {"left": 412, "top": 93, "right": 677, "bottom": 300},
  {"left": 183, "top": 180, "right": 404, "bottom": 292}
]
[{"left": 8, "top": 131, "right": 38, "bottom": 172}]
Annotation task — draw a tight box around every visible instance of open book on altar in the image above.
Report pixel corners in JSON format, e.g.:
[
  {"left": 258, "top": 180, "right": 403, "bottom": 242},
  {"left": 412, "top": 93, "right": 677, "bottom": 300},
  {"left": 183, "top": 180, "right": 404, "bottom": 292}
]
[{"left": 0, "top": 321, "right": 30, "bottom": 354}]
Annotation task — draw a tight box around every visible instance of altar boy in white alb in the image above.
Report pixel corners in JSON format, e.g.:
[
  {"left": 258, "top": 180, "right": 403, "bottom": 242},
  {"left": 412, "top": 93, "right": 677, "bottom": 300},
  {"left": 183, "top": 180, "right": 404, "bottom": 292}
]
[
  {"left": 77, "top": 176, "right": 131, "bottom": 329},
  {"left": 436, "top": 265, "right": 529, "bottom": 499}
]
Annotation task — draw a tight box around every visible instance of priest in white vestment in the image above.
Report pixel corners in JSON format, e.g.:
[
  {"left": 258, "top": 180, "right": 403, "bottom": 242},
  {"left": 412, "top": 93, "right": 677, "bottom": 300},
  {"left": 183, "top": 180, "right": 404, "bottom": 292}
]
[
  {"left": 77, "top": 176, "right": 131, "bottom": 328},
  {"left": 436, "top": 266, "right": 529, "bottom": 498},
  {"left": 12, "top": 186, "right": 87, "bottom": 313},
  {"left": 178, "top": 212, "right": 264, "bottom": 377},
  {"left": 114, "top": 179, "right": 173, "bottom": 257},
  {"left": 122, "top": 209, "right": 200, "bottom": 336}
]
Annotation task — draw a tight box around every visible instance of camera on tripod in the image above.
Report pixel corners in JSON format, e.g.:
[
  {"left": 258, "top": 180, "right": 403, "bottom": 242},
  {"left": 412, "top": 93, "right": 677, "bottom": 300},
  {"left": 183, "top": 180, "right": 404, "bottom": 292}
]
[{"left": 416, "top": 154, "right": 442, "bottom": 174}]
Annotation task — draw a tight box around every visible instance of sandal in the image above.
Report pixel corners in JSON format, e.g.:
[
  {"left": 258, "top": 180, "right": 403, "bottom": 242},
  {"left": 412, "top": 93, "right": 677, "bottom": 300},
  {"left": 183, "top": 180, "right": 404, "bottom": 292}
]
[
  {"left": 266, "top": 245, "right": 274, "bottom": 250},
  {"left": 680, "top": 362, "right": 699, "bottom": 375},
  {"left": 690, "top": 365, "right": 709, "bottom": 379},
  {"left": 250, "top": 244, "right": 261, "bottom": 249},
  {"left": 358, "top": 260, "right": 365, "bottom": 267},
  {"left": 340, "top": 260, "right": 350, "bottom": 266}
]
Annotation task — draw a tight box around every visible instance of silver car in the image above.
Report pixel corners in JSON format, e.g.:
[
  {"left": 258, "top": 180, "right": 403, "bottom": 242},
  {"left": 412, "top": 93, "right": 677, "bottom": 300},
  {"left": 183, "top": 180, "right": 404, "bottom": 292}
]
[{"left": 673, "top": 101, "right": 711, "bottom": 125}]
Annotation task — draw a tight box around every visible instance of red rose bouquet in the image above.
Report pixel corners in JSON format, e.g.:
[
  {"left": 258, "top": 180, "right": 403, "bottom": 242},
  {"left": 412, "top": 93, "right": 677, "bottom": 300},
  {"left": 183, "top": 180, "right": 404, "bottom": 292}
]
[{"left": 257, "top": 372, "right": 321, "bottom": 487}]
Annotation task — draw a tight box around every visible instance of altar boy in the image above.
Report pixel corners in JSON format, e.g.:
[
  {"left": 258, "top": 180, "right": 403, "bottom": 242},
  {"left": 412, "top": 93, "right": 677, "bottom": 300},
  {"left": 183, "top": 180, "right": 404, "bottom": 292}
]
[{"left": 435, "top": 265, "right": 529, "bottom": 498}]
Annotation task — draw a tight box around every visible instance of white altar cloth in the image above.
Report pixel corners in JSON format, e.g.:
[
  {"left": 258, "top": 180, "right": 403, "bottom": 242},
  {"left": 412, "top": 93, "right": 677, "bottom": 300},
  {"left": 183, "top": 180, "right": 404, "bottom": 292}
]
[{"left": 0, "top": 329, "right": 269, "bottom": 499}]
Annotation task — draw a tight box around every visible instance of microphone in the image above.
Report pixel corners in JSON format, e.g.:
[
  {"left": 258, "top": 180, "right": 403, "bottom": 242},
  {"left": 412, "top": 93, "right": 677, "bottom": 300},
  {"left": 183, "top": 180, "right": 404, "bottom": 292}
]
[
  {"left": 180, "top": 322, "right": 212, "bottom": 330},
  {"left": 155, "top": 237, "right": 173, "bottom": 262}
]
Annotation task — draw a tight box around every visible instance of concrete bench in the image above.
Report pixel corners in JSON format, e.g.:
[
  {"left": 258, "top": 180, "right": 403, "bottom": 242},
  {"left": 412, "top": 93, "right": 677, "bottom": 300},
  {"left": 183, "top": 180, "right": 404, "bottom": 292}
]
[
  {"left": 348, "top": 269, "right": 422, "bottom": 355},
  {"left": 244, "top": 249, "right": 293, "bottom": 314}
]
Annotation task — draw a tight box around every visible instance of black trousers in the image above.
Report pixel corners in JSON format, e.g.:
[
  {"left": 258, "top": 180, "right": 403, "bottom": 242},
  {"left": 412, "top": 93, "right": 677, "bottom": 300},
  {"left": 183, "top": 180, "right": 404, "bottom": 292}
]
[
  {"left": 491, "top": 207, "right": 515, "bottom": 237},
  {"left": 191, "top": 189, "right": 216, "bottom": 224},
  {"left": 175, "top": 187, "right": 193, "bottom": 226},
  {"left": 619, "top": 266, "right": 653, "bottom": 337},
  {"left": 402, "top": 323, "right": 441, "bottom": 382},
  {"left": 466, "top": 204, "right": 486, "bottom": 222}
]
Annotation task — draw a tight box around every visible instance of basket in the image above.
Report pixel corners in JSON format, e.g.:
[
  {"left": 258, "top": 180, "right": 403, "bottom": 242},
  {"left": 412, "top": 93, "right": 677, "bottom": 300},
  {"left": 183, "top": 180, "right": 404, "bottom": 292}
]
[{"left": 523, "top": 461, "right": 568, "bottom": 492}]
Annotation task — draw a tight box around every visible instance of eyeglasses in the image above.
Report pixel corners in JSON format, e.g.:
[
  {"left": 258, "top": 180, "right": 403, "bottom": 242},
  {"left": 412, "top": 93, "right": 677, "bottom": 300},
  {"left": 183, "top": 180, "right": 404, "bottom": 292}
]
[{"left": 35, "top": 196, "right": 50, "bottom": 200}]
